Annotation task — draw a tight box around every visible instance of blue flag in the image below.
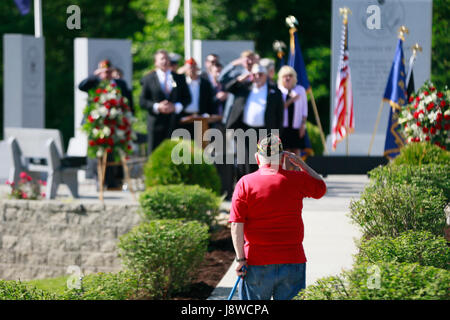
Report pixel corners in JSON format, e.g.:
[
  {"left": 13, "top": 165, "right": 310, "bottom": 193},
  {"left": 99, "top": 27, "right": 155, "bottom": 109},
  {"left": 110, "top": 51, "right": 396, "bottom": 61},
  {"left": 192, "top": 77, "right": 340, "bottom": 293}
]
[
  {"left": 14, "top": 0, "right": 31, "bottom": 15},
  {"left": 287, "top": 29, "right": 310, "bottom": 90},
  {"left": 383, "top": 38, "right": 407, "bottom": 159}
]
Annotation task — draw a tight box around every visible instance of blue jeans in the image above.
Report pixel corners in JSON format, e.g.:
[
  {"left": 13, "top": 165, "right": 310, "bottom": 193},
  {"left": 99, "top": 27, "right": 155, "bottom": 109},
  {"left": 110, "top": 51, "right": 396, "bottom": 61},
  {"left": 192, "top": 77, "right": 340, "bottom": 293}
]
[{"left": 238, "top": 263, "right": 306, "bottom": 300}]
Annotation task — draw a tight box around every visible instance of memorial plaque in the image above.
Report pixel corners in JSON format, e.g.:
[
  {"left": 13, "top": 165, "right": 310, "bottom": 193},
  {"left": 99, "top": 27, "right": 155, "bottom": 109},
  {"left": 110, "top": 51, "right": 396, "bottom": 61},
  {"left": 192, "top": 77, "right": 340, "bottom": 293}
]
[
  {"left": 3, "top": 34, "right": 45, "bottom": 131},
  {"left": 328, "top": 0, "right": 432, "bottom": 155}
]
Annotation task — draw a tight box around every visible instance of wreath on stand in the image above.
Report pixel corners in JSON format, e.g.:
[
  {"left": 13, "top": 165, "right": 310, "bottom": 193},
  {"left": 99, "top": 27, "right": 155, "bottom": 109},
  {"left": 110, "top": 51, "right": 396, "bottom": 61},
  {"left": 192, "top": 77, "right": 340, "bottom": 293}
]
[{"left": 82, "top": 80, "right": 136, "bottom": 201}]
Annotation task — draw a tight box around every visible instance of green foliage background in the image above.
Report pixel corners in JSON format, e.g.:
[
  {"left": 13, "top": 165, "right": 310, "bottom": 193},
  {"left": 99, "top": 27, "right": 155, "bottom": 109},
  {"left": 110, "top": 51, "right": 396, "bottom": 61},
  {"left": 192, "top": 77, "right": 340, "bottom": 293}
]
[{"left": 0, "top": 0, "right": 447, "bottom": 145}]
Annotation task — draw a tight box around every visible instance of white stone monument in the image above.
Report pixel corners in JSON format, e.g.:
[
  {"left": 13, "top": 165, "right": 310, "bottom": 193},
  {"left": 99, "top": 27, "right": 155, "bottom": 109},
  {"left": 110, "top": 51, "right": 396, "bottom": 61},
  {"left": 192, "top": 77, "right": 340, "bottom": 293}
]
[
  {"left": 192, "top": 40, "right": 255, "bottom": 70},
  {"left": 70, "top": 38, "right": 132, "bottom": 157},
  {"left": 1, "top": 34, "right": 45, "bottom": 183},
  {"left": 328, "top": 0, "right": 432, "bottom": 155}
]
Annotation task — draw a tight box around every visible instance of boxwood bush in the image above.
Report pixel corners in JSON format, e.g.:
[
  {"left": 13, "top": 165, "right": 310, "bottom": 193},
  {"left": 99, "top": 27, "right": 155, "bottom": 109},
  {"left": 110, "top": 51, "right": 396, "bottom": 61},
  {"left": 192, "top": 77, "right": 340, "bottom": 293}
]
[
  {"left": 117, "top": 219, "right": 209, "bottom": 299},
  {"left": 0, "top": 280, "right": 59, "bottom": 300},
  {"left": 296, "top": 262, "right": 450, "bottom": 300},
  {"left": 355, "top": 230, "right": 450, "bottom": 270},
  {"left": 368, "top": 164, "right": 450, "bottom": 201},
  {"left": 392, "top": 142, "right": 450, "bottom": 166},
  {"left": 144, "top": 139, "right": 221, "bottom": 195},
  {"left": 139, "top": 184, "right": 221, "bottom": 228},
  {"left": 349, "top": 183, "right": 447, "bottom": 238}
]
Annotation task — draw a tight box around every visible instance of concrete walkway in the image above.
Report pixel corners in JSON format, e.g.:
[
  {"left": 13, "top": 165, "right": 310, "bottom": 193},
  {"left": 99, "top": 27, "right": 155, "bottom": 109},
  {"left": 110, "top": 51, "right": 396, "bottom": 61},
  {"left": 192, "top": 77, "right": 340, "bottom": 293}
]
[{"left": 208, "top": 174, "right": 370, "bottom": 300}]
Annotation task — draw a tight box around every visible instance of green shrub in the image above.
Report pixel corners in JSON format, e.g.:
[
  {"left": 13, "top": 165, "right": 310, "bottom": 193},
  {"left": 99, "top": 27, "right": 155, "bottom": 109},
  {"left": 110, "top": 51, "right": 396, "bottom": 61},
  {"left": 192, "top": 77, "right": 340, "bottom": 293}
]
[
  {"left": 355, "top": 230, "right": 450, "bottom": 270},
  {"left": 392, "top": 142, "right": 450, "bottom": 166},
  {"left": 368, "top": 164, "right": 450, "bottom": 201},
  {"left": 62, "top": 271, "right": 143, "bottom": 300},
  {"left": 139, "top": 184, "right": 221, "bottom": 228},
  {"left": 117, "top": 219, "right": 209, "bottom": 299},
  {"left": 144, "top": 139, "right": 221, "bottom": 195},
  {"left": 0, "top": 280, "right": 59, "bottom": 300},
  {"left": 349, "top": 183, "right": 447, "bottom": 238},
  {"left": 296, "top": 262, "right": 450, "bottom": 300},
  {"left": 306, "top": 121, "right": 324, "bottom": 156}
]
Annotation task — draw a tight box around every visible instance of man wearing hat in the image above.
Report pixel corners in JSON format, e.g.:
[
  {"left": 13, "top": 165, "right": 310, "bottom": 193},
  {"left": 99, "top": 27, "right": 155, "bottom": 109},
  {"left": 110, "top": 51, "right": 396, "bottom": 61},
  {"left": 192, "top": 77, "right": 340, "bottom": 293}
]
[
  {"left": 225, "top": 63, "right": 284, "bottom": 177},
  {"left": 177, "top": 57, "right": 216, "bottom": 136},
  {"left": 229, "top": 134, "right": 326, "bottom": 300},
  {"left": 79, "top": 59, "right": 134, "bottom": 112}
]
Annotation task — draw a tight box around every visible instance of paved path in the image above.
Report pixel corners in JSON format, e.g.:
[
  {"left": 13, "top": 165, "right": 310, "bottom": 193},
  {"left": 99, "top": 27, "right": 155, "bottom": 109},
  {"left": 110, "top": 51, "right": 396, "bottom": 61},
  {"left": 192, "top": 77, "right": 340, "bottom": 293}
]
[{"left": 208, "top": 174, "right": 370, "bottom": 300}]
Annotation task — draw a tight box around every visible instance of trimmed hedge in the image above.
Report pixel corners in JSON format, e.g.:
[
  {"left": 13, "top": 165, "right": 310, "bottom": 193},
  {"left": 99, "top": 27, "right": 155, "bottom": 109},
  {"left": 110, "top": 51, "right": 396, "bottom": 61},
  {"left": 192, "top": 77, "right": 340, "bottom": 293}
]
[
  {"left": 350, "top": 182, "right": 447, "bottom": 238},
  {"left": 368, "top": 164, "right": 450, "bottom": 201},
  {"left": 139, "top": 184, "right": 221, "bottom": 228},
  {"left": 62, "top": 271, "right": 143, "bottom": 300},
  {"left": 296, "top": 262, "right": 450, "bottom": 300},
  {"left": 144, "top": 139, "right": 221, "bottom": 195},
  {"left": 392, "top": 142, "right": 450, "bottom": 166},
  {"left": 117, "top": 219, "right": 209, "bottom": 299},
  {"left": 0, "top": 280, "right": 59, "bottom": 300},
  {"left": 355, "top": 230, "right": 450, "bottom": 270}
]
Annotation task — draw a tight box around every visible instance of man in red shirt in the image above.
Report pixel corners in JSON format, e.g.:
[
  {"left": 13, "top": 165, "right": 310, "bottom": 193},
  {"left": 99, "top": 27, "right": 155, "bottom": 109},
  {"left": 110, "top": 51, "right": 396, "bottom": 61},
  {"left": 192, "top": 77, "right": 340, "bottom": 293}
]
[{"left": 229, "top": 134, "right": 326, "bottom": 300}]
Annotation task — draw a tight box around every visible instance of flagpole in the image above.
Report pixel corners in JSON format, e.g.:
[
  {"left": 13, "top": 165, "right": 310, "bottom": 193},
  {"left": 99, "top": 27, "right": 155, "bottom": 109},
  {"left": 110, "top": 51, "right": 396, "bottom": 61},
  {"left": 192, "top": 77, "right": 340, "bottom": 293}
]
[
  {"left": 308, "top": 90, "right": 329, "bottom": 155},
  {"left": 286, "top": 17, "right": 329, "bottom": 155},
  {"left": 367, "top": 100, "right": 384, "bottom": 155},
  {"left": 34, "top": 0, "right": 43, "bottom": 38},
  {"left": 406, "top": 43, "right": 422, "bottom": 86},
  {"left": 184, "top": 0, "right": 192, "bottom": 59}
]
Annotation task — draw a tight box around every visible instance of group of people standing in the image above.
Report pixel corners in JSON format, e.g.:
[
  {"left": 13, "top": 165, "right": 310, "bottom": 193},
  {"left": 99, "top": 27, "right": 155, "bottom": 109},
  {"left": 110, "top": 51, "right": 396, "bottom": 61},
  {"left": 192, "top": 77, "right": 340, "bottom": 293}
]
[
  {"left": 78, "top": 49, "right": 312, "bottom": 191},
  {"left": 139, "top": 49, "right": 311, "bottom": 180}
]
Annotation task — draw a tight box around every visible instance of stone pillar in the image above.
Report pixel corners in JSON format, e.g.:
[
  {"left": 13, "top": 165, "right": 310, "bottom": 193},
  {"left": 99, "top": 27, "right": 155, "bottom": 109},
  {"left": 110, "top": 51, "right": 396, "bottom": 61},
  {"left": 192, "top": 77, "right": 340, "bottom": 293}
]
[
  {"left": 3, "top": 34, "right": 45, "bottom": 131},
  {"left": 1, "top": 34, "right": 45, "bottom": 183}
]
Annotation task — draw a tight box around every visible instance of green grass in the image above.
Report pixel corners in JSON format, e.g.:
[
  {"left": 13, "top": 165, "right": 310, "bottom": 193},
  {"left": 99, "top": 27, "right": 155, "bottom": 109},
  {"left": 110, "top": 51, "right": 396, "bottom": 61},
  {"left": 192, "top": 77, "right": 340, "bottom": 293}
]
[{"left": 25, "top": 276, "right": 69, "bottom": 296}]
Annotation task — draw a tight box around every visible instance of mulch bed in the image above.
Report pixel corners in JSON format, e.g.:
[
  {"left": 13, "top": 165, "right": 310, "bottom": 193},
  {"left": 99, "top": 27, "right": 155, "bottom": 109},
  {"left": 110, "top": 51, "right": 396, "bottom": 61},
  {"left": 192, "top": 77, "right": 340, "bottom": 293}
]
[{"left": 173, "top": 225, "right": 235, "bottom": 300}]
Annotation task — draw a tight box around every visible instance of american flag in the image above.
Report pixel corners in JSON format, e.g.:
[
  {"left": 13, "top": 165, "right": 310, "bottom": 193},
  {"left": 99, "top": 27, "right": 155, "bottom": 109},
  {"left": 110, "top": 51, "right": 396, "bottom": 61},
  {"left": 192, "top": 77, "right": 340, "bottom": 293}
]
[{"left": 331, "top": 20, "right": 354, "bottom": 150}]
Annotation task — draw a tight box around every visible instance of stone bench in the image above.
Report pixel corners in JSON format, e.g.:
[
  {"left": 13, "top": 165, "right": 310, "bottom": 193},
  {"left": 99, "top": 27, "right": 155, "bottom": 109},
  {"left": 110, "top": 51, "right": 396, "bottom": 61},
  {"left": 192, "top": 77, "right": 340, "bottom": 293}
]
[{"left": 5, "top": 127, "right": 86, "bottom": 199}]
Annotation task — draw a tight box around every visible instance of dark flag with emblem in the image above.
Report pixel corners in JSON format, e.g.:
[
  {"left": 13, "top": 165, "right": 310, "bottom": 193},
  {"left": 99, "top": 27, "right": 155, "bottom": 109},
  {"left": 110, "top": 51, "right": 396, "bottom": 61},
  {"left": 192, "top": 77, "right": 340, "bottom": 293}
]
[{"left": 383, "top": 38, "right": 407, "bottom": 159}]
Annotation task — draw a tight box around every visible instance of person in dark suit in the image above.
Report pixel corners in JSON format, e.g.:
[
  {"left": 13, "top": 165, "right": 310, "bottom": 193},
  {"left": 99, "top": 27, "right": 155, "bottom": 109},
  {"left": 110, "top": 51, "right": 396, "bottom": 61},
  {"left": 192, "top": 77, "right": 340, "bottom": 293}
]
[
  {"left": 176, "top": 58, "right": 216, "bottom": 137},
  {"left": 225, "top": 63, "right": 284, "bottom": 177},
  {"left": 78, "top": 60, "right": 133, "bottom": 112},
  {"left": 139, "top": 49, "right": 191, "bottom": 153}
]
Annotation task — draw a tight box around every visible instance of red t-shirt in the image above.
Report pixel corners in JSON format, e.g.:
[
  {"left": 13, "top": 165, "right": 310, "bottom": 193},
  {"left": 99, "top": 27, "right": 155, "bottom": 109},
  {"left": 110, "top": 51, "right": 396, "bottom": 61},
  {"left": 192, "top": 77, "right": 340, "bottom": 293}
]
[{"left": 229, "top": 164, "right": 327, "bottom": 265}]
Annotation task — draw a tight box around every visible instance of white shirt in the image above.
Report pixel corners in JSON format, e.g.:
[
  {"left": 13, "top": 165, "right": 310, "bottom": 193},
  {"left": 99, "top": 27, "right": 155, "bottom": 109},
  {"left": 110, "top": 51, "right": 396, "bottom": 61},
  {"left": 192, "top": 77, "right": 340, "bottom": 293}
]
[
  {"left": 243, "top": 83, "right": 268, "bottom": 127},
  {"left": 185, "top": 77, "right": 200, "bottom": 113},
  {"left": 152, "top": 68, "right": 183, "bottom": 114},
  {"left": 278, "top": 84, "right": 308, "bottom": 129}
]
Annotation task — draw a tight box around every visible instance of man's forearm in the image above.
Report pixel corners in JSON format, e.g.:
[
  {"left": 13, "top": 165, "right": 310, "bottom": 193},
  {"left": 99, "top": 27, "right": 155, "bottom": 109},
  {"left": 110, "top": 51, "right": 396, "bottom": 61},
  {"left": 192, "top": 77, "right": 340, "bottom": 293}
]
[
  {"left": 230, "top": 222, "right": 245, "bottom": 260},
  {"left": 285, "top": 152, "right": 324, "bottom": 182}
]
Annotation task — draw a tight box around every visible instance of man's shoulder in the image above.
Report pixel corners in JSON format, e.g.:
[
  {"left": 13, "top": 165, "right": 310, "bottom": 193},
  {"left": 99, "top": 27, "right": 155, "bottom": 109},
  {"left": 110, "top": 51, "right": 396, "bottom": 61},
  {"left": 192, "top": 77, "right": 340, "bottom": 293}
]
[
  {"left": 267, "top": 82, "right": 282, "bottom": 95},
  {"left": 141, "top": 70, "right": 157, "bottom": 81}
]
